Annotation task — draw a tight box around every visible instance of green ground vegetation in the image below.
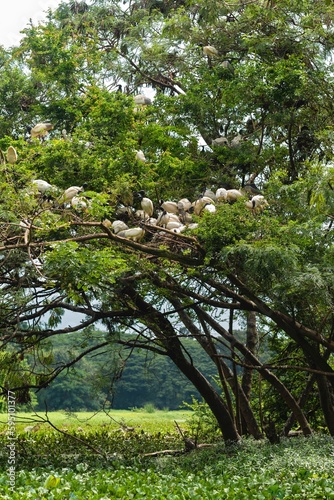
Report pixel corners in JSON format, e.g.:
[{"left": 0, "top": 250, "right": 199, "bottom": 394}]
[{"left": 0, "top": 414, "right": 333, "bottom": 499}]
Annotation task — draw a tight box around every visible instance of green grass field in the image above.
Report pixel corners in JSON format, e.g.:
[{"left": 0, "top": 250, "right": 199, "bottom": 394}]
[
  {"left": 0, "top": 410, "right": 334, "bottom": 499},
  {"left": 0, "top": 408, "right": 193, "bottom": 434}
]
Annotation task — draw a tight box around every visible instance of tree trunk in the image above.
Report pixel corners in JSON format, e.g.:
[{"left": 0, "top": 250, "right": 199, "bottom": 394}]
[
  {"left": 195, "top": 306, "right": 313, "bottom": 436},
  {"left": 241, "top": 311, "right": 258, "bottom": 435},
  {"left": 316, "top": 375, "right": 334, "bottom": 436},
  {"left": 194, "top": 308, "right": 263, "bottom": 439},
  {"left": 122, "top": 285, "right": 240, "bottom": 444},
  {"left": 169, "top": 350, "right": 241, "bottom": 444}
]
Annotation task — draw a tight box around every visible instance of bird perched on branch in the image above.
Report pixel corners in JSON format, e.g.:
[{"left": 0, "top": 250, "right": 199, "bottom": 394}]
[
  {"left": 230, "top": 133, "right": 243, "bottom": 147},
  {"left": 203, "top": 188, "right": 217, "bottom": 202},
  {"left": 133, "top": 94, "right": 152, "bottom": 106},
  {"left": 177, "top": 198, "right": 192, "bottom": 212},
  {"left": 245, "top": 195, "right": 269, "bottom": 214},
  {"left": 135, "top": 150, "right": 147, "bottom": 162},
  {"left": 6, "top": 146, "right": 17, "bottom": 164},
  {"left": 200, "top": 44, "right": 219, "bottom": 67},
  {"left": 59, "top": 183, "right": 88, "bottom": 204},
  {"left": 71, "top": 196, "right": 90, "bottom": 212},
  {"left": 117, "top": 227, "right": 145, "bottom": 242},
  {"left": 159, "top": 199, "right": 179, "bottom": 214},
  {"left": 111, "top": 220, "right": 129, "bottom": 234},
  {"left": 201, "top": 45, "right": 219, "bottom": 57},
  {"left": 226, "top": 189, "right": 244, "bottom": 203},
  {"left": 156, "top": 210, "right": 170, "bottom": 228},
  {"left": 29, "top": 122, "right": 54, "bottom": 140},
  {"left": 193, "top": 195, "right": 215, "bottom": 216},
  {"left": 212, "top": 136, "right": 229, "bottom": 147},
  {"left": 136, "top": 190, "right": 154, "bottom": 220},
  {"left": 32, "top": 179, "right": 53, "bottom": 194},
  {"left": 215, "top": 188, "right": 227, "bottom": 202}
]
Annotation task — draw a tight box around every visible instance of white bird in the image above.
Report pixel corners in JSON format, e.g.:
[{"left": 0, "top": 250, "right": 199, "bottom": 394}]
[
  {"left": 133, "top": 94, "right": 152, "bottom": 106},
  {"left": 61, "top": 129, "right": 68, "bottom": 140},
  {"left": 32, "top": 179, "right": 53, "bottom": 194},
  {"left": 203, "top": 203, "right": 216, "bottom": 213},
  {"left": 166, "top": 220, "right": 183, "bottom": 230},
  {"left": 203, "top": 188, "right": 217, "bottom": 202},
  {"left": 245, "top": 195, "right": 269, "bottom": 213},
  {"left": 216, "top": 188, "right": 227, "bottom": 202},
  {"left": 226, "top": 189, "right": 244, "bottom": 203},
  {"left": 135, "top": 150, "right": 146, "bottom": 162},
  {"left": 179, "top": 210, "right": 193, "bottom": 224},
  {"left": 167, "top": 213, "right": 181, "bottom": 222},
  {"left": 193, "top": 195, "right": 215, "bottom": 216},
  {"left": 177, "top": 198, "right": 192, "bottom": 212},
  {"left": 30, "top": 122, "right": 54, "bottom": 139},
  {"left": 117, "top": 227, "right": 145, "bottom": 242},
  {"left": 116, "top": 205, "right": 134, "bottom": 218},
  {"left": 230, "top": 133, "right": 243, "bottom": 147},
  {"left": 137, "top": 190, "right": 154, "bottom": 220},
  {"left": 159, "top": 200, "right": 179, "bottom": 214},
  {"left": 221, "top": 60, "right": 233, "bottom": 70},
  {"left": 71, "top": 196, "right": 89, "bottom": 211},
  {"left": 60, "top": 184, "right": 87, "bottom": 203},
  {"left": 202, "top": 45, "right": 219, "bottom": 57},
  {"left": 112, "top": 220, "right": 129, "bottom": 234},
  {"left": 156, "top": 210, "right": 170, "bottom": 228},
  {"left": 212, "top": 137, "right": 229, "bottom": 147},
  {"left": 145, "top": 217, "right": 157, "bottom": 226},
  {"left": 172, "top": 225, "right": 187, "bottom": 233},
  {"left": 6, "top": 146, "right": 17, "bottom": 164}
]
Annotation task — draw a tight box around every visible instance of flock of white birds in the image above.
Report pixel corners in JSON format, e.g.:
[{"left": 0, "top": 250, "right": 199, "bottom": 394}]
[
  {"left": 2, "top": 89, "right": 269, "bottom": 246},
  {"left": 101, "top": 185, "right": 269, "bottom": 243}
]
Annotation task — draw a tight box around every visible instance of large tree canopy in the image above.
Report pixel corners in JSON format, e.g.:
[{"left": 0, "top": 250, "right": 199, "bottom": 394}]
[{"left": 1, "top": 0, "right": 334, "bottom": 444}]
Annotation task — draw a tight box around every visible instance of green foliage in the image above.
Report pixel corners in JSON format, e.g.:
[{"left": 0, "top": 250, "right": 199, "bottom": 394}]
[
  {"left": 0, "top": 428, "right": 333, "bottom": 499},
  {"left": 182, "top": 396, "right": 220, "bottom": 441},
  {"left": 1, "top": 0, "right": 334, "bottom": 443}
]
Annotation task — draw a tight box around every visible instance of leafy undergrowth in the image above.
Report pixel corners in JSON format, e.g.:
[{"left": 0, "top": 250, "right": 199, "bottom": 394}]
[{"left": 0, "top": 432, "right": 333, "bottom": 499}]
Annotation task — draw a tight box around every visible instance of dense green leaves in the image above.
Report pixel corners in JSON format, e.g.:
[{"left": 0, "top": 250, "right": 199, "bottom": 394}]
[{"left": 0, "top": 429, "right": 333, "bottom": 499}]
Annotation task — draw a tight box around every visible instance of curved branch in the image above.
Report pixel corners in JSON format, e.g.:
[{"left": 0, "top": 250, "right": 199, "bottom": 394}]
[{"left": 0, "top": 222, "right": 204, "bottom": 267}]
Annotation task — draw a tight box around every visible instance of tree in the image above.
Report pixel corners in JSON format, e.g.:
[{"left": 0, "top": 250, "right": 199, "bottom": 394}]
[{"left": 1, "top": 0, "right": 334, "bottom": 444}]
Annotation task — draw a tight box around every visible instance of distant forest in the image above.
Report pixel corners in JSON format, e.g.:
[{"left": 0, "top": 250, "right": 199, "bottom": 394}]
[{"left": 33, "top": 331, "right": 222, "bottom": 411}]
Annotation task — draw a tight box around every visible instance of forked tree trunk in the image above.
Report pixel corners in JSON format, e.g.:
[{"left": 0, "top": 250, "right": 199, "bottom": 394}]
[
  {"left": 194, "top": 308, "right": 263, "bottom": 439},
  {"left": 169, "top": 351, "right": 241, "bottom": 444},
  {"left": 195, "top": 306, "right": 312, "bottom": 436},
  {"left": 122, "top": 285, "right": 240, "bottom": 444}
]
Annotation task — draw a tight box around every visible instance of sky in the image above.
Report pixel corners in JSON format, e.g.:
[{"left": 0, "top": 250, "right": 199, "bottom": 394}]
[{"left": 0, "top": 0, "right": 62, "bottom": 48}]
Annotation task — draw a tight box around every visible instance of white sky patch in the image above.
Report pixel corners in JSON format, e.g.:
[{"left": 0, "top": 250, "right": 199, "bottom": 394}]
[{"left": 0, "top": 0, "right": 62, "bottom": 48}]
